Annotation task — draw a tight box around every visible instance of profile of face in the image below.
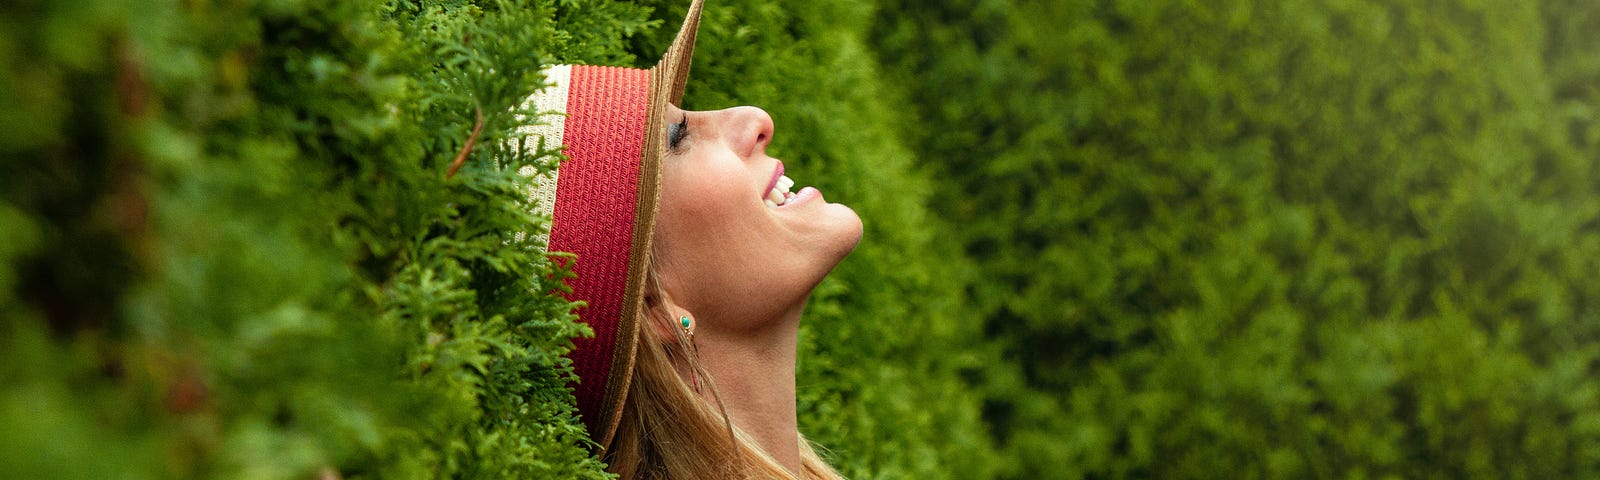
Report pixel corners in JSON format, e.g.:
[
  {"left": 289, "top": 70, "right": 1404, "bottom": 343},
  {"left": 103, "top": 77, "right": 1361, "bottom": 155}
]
[{"left": 652, "top": 105, "right": 863, "bottom": 332}]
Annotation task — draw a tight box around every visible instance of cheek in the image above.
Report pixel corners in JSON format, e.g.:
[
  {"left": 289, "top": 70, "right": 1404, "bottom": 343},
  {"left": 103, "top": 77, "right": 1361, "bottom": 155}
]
[
  {"left": 653, "top": 164, "right": 772, "bottom": 313},
  {"left": 656, "top": 165, "right": 746, "bottom": 265},
  {"left": 659, "top": 158, "right": 752, "bottom": 227}
]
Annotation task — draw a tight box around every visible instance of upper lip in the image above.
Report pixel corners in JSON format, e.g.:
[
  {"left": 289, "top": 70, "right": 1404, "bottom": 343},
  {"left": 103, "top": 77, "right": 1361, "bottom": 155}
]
[{"left": 764, "top": 161, "right": 785, "bottom": 198}]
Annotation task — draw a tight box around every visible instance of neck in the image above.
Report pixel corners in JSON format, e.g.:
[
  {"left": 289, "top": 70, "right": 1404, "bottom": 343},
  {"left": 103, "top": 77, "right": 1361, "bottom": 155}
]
[{"left": 693, "top": 303, "right": 803, "bottom": 476}]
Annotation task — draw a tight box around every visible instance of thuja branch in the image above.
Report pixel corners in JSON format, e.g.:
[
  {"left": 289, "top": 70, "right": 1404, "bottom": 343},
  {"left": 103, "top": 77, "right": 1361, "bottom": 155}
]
[{"left": 446, "top": 107, "right": 485, "bottom": 179}]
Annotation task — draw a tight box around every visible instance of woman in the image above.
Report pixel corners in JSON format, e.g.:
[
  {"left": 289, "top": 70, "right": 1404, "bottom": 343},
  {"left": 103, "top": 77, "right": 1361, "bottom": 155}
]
[{"left": 516, "top": 0, "right": 862, "bottom": 478}]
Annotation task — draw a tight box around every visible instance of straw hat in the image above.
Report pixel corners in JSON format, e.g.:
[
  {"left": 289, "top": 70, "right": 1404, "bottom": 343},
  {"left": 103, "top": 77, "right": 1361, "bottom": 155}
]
[{"left": 515, "top": 0, "right": 705, "bottom": 452}]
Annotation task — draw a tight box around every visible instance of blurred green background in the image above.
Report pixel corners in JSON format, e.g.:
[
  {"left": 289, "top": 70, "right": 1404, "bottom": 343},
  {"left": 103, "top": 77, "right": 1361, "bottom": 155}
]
[{"left": 4, "top": 0, "right": 1600, "bottom": 478}]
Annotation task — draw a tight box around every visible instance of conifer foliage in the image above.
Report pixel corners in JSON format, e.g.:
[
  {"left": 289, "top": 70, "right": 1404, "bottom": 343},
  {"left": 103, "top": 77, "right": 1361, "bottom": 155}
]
[
  {"left": 16, "top": 0, "right": 1597, "bottom": 478},
  {"left": 0, "top": 0, "right": 651, "bottom": 477},
  {"left": 872, "top": 0, "right": 1600, "bottom": 477}
]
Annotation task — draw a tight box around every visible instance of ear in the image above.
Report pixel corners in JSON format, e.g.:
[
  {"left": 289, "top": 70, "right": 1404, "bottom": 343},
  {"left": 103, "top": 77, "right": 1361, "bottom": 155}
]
[{"left": 645, "top": 298, "right": 695, "bottom": 340}]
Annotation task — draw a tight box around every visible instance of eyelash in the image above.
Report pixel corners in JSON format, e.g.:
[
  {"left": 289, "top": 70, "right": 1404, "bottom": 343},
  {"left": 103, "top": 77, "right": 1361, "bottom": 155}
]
[{"left": 668, "top": 113, "right": 689, "bottom": 151}]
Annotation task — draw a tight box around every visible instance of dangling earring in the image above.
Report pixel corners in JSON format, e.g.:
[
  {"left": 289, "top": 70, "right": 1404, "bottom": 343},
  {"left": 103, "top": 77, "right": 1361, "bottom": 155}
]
[{"left": 679, "top": 315, "right": 700, "bottom": 391}]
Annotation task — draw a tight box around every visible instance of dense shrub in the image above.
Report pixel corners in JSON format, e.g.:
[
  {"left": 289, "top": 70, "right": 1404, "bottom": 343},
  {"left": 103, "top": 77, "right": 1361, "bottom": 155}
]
[
  {"left": 0, "top": 0, "right": 647, "bottom": 477},
  {"left": 874, "top": 0, "right": 1600, "bottom": 477},
  {"left": 11, "top": 0, "right": 1600, "bottom": 478}
]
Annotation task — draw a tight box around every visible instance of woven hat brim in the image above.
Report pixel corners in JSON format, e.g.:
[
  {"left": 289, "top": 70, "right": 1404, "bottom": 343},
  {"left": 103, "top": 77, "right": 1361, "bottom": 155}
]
[{"left": 660, "top": 0, "right": 704, "bottom": 104}]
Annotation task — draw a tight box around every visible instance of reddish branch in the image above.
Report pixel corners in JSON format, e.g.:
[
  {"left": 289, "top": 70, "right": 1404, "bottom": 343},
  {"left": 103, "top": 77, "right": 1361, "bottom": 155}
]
[{"left": 446, "top": 108, "right": 485, "bottom": 179}]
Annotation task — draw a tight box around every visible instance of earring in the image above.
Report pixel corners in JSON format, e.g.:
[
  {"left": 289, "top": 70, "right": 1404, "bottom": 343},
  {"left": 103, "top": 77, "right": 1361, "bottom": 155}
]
[
  {"left": 679, "top": 315, "right": 700, "bottom": 391},
  {"left": 682, "top": 315, "right": 701, "bottom": 346},
  {"left": 679, "top": 315, "right": 696, "bottom": 340}
]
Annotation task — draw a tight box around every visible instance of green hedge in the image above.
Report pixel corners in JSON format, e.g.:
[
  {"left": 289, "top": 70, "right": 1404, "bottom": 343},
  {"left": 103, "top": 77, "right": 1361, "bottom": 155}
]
[
  {"left": 873, "top": 0, "right": 1600, "bottom": 477},
  {"left": 10, "top": 0, "right": 1600, "bottom": 478},
  {"left": 1, "top": 0, "right": 637, "bottom": 477}
]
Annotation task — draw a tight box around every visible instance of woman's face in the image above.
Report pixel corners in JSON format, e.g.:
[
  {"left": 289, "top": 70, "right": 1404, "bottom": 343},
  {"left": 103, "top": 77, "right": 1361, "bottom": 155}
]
[{"left": 653, "top": 105, "right": 863, "bottom": 330}]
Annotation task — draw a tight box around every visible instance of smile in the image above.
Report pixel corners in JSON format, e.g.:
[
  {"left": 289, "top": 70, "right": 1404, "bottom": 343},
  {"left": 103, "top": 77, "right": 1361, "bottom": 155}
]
[
  {"left": 763, "top": 162, "right": 799, "bottom": 208},
  {"left": 765, "top": 174, "right": 797, "bottom": 207}
]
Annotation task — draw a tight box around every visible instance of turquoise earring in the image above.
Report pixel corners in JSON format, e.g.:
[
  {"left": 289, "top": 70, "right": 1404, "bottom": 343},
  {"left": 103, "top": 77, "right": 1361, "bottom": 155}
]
[
  {"left": 678, "top": 315, "right": 700, "bottom": 391},
  {"left": 678, "top": 315, "right": 696, "bottom": 343}
]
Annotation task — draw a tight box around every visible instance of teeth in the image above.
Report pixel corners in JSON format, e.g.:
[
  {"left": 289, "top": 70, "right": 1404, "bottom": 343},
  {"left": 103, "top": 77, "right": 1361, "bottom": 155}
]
[{"left": 765, "top": 174, "right": 799, "bottom": 209}]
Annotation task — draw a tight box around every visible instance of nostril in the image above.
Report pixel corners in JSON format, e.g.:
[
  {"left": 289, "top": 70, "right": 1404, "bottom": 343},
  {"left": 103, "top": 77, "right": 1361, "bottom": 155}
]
[
  {"left": 751, "top": 109, "right": 774, "bottom": 151},
  {"left": 733, "top": 106, "right": 775, "bottom": 158}
]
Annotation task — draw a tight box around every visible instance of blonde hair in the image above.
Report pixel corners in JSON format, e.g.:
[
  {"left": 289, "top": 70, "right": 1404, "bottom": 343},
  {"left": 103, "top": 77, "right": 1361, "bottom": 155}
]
[{"left": 603, "top": 268, "right": 845, "bottom": 480}]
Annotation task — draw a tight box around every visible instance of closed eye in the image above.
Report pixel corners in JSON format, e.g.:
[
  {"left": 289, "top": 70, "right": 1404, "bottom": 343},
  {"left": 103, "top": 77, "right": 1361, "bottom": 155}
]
[{"left": 667, "top": 113, "right": 689, "bottom": 152}]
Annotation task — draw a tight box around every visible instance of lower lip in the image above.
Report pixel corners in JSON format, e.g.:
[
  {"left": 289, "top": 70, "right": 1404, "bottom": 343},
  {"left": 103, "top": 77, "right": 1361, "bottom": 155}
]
[{"left": 779, "top": 186, "right": 821, "bottom": 207}]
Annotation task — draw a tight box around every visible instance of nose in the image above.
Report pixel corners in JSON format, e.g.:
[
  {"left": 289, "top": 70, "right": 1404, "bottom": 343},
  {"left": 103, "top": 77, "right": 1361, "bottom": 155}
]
[{"left": 723, "top": 106, "right": 774, "bottom": 159}]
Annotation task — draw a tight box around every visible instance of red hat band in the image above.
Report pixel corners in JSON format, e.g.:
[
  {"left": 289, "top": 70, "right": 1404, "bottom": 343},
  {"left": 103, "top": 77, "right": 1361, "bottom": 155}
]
[{"left": 519, "top": 64, "right": 656, "bottom": 446}]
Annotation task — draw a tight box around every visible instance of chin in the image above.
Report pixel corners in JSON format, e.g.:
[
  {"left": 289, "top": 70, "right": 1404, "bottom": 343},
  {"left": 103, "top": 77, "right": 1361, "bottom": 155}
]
[{"left": 819, "top": 203, "right": 864, "bottom": 266}]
